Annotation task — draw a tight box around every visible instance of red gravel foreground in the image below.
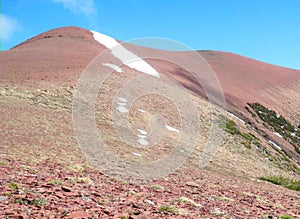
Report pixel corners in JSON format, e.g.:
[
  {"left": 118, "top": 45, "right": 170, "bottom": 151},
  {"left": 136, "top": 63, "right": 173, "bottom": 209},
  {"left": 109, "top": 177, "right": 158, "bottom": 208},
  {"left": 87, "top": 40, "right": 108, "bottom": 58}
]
[{"left": 0, "top": 157, "right": 299, "bottom": 218}]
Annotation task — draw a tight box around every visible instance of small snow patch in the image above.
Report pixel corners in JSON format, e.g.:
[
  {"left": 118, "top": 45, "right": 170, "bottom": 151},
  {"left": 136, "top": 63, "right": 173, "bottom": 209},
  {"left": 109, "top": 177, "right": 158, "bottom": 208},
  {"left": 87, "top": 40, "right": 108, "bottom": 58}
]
[
  {"left": 117, "top": 102, "right": 127, "bottom": 106},
  {"left": 138, "top": 108, "right": 146, "bottom": 113},
  {"left": 273, "top": 132, "right": 282, "bottom": 138},
  {"left": 118, "top": 97, "right": 128, "bottom": 103},
  {"left": 227, "top": 112, "right": 246, "bottom": 124},
  {"left": 116, "top": 105, "right": 128, "bottom": 113},
  {"left": 138, "top": 134, "right": 147, "bottom": 139},
  {"left": 137, "top": 129, "right": 148, "bottom": 135},
  {"left": 166, "top": 125, "right": 179, "bottom": 133},
  {"left": 116, "top": 97, "right": 128, "bottom": 113},
  {"left": 132, "top": 152, "right": 142, "bottom": 157},
  {"left": 137, "top": 128, "right": 148, "bottom": 146},
  {"left": 137, "top": 138, "right": 149, "bottom": 146},
  {"left": 102, "top": 63, "right": 123, "bottom": 73},
  {"left": 145, "top": 199, "right": 155, "bottom": 205},
  {"left": 268, "top": 140, "right": 282, "bottom": 151}
]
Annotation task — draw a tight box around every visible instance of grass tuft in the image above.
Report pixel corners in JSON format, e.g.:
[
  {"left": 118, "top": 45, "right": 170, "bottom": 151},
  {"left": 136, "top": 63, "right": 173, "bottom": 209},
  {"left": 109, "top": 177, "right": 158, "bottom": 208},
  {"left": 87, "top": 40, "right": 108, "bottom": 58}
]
[
  {"left": 159, "top": 205, "right": 179, "bottom": 214},
  {"left": 47, "top": 179, "right": 63, "bottom": 185},
  {"left": 260, "top": 175, "right": 300, "bottom": 191},
  {"left": 280, "top": 215, "right": 295, "bottom": 219}
]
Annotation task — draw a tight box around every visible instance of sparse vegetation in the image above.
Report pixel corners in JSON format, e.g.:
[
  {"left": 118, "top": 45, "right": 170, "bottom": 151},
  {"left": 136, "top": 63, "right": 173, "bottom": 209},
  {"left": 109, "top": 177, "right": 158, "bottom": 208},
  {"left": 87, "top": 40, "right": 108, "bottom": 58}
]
[
  {"left": 260, "top": 176, "right": 300, "bottom": 191},
  {"left": 7, "top": 182, "right": 19, "bottom": 190},
  {"left": 218, "top": 115, "right": 261, "bottom": 148},
  {"left": 30, "top": 198, "right": 47, "bottom": 206},
  {"left": 177, "top": 196, "right": 202, "bottom": 207},
  {"left": 97, "top": 199, "right": 106, "bottom": 205},
  {"left": 219, "top": 115, "right": 239, "bottom": 135},
  {"left": 159, "top": 205, "right": 179, "bottom": 214},
  {"left": 247, "top": 103, "right": 300, "bottom": 151},
  {"left": 47, "top": 179, "right": 63, "bottom": 185},
  {"left": 280, "top": 215, "right": 295, "bottom": 219},
  {"left": 210, "top": 195, "right": 234, "bottom": 202},
  {"left": 14, "top": 198, "right": 46, "bottom": 206},
  {"left": 151, "top": 184, "right": 164, "bottom": 190}
]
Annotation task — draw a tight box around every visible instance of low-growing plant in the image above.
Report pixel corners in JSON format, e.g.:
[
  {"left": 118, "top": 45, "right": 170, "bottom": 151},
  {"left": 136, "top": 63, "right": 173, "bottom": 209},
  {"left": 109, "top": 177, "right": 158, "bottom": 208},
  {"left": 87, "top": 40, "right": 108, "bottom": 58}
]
[
  {"left": 218, "top": 115, "right": 260, "bottom": 148},
  {"left": 280, "top": 215, "right": 295, "bottom": 219},
  {"left": 159, "top": 205, "right": 179, "bottom": 214},
  {"left": 47, "top": 179, "right": 63, "bottom": 185},
  {"left": 151, "top": 184, "right": 164, "bottom": 190},
  {"left": 239, "top": 132, "right": 257, "bottom": 141},
  {"left": 260, "top": 176, "right": 300, "bottom": 191},
  {"left": 7, "top": 182, "right": 18, "bottom": 190},
  {"left": 247, "top": 102, "right": 299, "bottom": 150},
  {"left": 30, "top": 198, "right": 46, "bottom": 206},
  {"left": 177, "top": 196, "right": 202, "bottom": 207}
]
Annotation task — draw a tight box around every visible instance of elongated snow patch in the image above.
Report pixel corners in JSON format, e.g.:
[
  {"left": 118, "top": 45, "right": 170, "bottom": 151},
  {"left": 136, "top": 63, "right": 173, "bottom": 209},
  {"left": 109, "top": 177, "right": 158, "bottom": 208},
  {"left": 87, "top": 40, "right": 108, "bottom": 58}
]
[
  {"left": 166, "top": 125, "right": 180, "bottom": 133},
  {"left": 227, "top": 112, "right": 246, "bottom": 124},
  {"left": 91, "top": 30, "right": 160, "bottom": 78},
  {"left": 102, "top": 63, "right": 123, "bottom": 73},
  {"left": 137, "top": 129, "right": 148, "bottom": 135},
  {"left": 116, "top": 96, "right": 128, "bottom": 113},
  {"left": 138, "top": 108, "right": 146, "bottom": 113},
  {"left": 268, "top": 140, "right": 282, "bottom": 151}
]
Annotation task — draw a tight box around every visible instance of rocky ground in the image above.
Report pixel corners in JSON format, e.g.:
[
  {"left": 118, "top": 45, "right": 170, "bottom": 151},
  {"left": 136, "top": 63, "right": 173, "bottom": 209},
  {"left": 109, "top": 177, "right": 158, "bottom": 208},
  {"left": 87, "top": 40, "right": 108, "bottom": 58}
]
[
  {"left": 1, "top": 85, "right": 299, "bottom": 219},
  {"left": 1, "top": 156, "right": 299, "bottom": 218}
]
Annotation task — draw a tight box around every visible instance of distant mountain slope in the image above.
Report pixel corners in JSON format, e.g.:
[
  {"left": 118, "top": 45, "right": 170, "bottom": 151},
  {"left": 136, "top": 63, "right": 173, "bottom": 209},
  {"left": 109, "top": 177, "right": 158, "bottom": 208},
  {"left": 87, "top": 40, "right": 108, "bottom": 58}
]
[{"left": 1, "top": 26, "right": 299, "bottom": 159}]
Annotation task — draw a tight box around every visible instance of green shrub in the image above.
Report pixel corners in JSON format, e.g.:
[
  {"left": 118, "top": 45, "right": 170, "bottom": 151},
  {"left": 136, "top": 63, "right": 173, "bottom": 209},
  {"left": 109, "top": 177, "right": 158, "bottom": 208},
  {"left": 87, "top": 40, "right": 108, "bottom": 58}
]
[
  {"left": 240, "top": 132, "right": 256, "bottom": 141},
  {"left": 260, "top": 176, "right": 300, "bottom": 191},
  {"left": 47, "top": 179, "right": 63, "bottom": 185},
  {"left": 280, "top": 215, "right": 295, "bottom": 219},
  {"left": 7, "top": 182, "right": 18, "bottom": 190},
  {"left": 218, "top": 115, "right": 239, "bottom": 135},
  {"left": 247, "top": 102, "right": 299, "bottom": 150},
  {"left": 159, "top": 205, "right": 179, "bottom": 214}
]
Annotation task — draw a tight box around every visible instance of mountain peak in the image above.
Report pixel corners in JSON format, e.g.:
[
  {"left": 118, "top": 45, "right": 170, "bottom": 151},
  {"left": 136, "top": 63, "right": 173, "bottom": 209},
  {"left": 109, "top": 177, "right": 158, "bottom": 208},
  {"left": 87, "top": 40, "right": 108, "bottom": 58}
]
[{"left": 12, "top": 26, "right": 95, "bottom": 50}]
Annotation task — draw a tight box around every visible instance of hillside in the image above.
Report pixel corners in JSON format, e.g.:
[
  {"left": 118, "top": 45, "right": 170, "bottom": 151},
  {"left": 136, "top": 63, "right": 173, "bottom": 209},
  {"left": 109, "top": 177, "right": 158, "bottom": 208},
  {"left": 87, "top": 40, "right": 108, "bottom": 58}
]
[{"left": 0, "top": 26, "right": 299, "bottom": 218}]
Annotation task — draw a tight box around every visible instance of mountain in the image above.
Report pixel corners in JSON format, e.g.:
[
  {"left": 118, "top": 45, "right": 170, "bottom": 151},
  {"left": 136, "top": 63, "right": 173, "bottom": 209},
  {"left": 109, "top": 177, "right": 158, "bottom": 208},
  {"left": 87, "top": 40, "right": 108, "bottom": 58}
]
[{"left": 1, "top": 26, "right": 299, "bottom": 218}]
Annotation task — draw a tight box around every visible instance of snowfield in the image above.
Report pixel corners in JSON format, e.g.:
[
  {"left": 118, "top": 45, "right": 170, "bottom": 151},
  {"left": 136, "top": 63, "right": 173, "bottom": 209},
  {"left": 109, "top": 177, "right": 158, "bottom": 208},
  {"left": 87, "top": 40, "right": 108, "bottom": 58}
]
[{"left": 91, "top": 30, "right": 160, "bottom": 78}]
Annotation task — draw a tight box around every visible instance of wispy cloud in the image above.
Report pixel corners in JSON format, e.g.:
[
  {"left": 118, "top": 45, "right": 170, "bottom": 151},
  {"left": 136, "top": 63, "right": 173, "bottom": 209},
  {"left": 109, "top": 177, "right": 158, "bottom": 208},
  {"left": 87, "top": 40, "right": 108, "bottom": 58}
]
[
  {"left": 0, "top": 14, "right": 19, "bottom": 41},
  {"left": 52, "top": 0, "right": 97, "bottom": 19}
]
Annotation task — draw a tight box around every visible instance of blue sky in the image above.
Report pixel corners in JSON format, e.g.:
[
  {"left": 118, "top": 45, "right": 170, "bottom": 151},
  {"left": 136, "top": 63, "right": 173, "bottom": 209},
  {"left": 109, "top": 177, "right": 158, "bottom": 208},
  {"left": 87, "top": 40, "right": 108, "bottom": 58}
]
[{"left": 1, "top": 0, "right": 300, "bottom": 70}]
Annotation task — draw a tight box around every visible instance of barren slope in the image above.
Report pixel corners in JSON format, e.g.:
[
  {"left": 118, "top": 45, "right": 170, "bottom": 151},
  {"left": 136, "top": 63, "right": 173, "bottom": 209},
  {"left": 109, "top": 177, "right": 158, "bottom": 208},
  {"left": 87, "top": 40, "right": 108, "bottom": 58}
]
[{"left": 1, "top": 26, "right": 299, "bottom": 218}]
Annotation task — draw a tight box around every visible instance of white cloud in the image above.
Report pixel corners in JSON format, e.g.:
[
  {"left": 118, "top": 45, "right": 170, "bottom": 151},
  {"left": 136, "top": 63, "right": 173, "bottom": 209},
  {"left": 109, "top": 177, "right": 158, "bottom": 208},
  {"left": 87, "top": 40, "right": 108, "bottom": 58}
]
[
  {"left": 0, "top": 14, "right": 19, "bottom": 41},
  {"left": 52, "top": 0, "right": 97, "bottom": 18}
]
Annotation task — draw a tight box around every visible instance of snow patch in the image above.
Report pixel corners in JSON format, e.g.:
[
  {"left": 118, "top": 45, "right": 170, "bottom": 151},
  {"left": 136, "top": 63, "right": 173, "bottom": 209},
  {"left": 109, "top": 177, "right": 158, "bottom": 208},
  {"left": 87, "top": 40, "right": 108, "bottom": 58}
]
[
  {"left": 132, "top": 152, "right": 142, "bottom": 157},
  {"left": 137, "top": 138, "right": 149, "bottom": 146},
  {"left": 137, "top": 128, "right": 148, "bottom": 146},
  {"left": 118, "top": 97, "right": 128, "bottom": 103},
  {"left": 91, "top": 30, "right": 160, "bottom": 78},
  {"left": 137, "top": 129, "right": 148, "bottom": 135},
  {"left": 268, "top": 140, "right": 282, "bottom": 151},
  {"left": 117, "top": 102, "right": 127, "bottom": 106},
  {"left": 166, "top": 125, "right": 179, "bottom": 133},
  {"left": 138, "top": 134, "right": 147, "bottom": 139},
  {"left": 116, "top": 105, "right": 128, "bottom": 113},
  {"left": 273, "top": 132, "right": 282, "bottom": 138},
  {"left": 138, "top": 108, "right": 146, "bottom": 113},
  {"left": 102, "top": 63, "right": 123, "bottom": 73},
  {"left": 116, "top": 96, "right": 128, "bottom": 113},
  {"left": 227, "top": 112, "right": 246, "bottom": 124}
]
